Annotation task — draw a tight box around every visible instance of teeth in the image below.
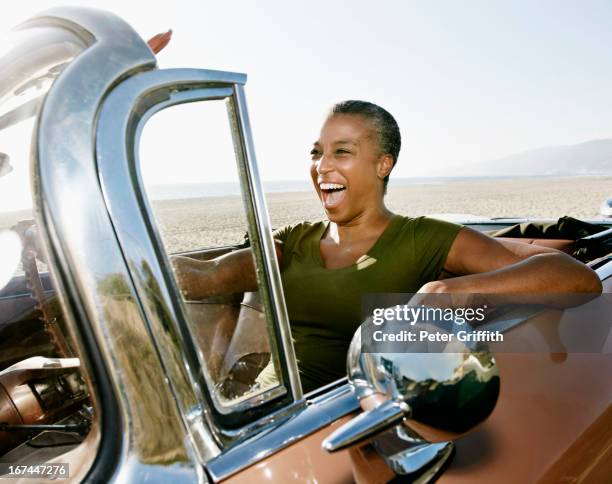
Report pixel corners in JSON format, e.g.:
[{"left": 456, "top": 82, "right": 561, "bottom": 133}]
[{"left": 320, "top": 183, "right": 346, "bottom": 190}]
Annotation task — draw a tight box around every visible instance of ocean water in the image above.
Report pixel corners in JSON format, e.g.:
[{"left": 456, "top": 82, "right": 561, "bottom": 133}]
[
  {"left": 147, "top": 176, "right": 553, "bottom": 201},
  {"left": 148, "top": 180, "right": 311, "bottom": 200}
]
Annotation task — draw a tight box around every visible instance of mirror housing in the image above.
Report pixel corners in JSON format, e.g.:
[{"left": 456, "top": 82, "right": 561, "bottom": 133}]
[{"left": 323, "top": 328, "right": 500, "bottom": 451}]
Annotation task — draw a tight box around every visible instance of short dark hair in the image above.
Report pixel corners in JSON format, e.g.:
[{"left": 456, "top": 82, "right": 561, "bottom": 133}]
[{"left": 329, "top": 100, "right": 401, "bottom": 192}]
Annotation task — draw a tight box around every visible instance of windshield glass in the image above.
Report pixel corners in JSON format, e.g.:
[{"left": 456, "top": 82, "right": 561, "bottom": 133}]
[{"left": 0, "top": 25, "right": 87, "bottom": 217}]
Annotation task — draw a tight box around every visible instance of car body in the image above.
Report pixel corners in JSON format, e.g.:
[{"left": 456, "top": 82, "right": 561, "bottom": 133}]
[{"left": 0, "top": 8, "right": 611, "bottom": 483}]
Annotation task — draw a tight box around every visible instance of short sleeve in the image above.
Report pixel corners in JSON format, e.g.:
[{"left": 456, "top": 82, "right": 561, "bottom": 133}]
[
  {"left": 272, "top": 221, "right": 323, "bottom": 265},
  {"left": 414, "top": 217, "right": 462, "bottom": 284},
  {"left": 272, "top": 224, "right": 303, "bottom": 264},
  {"left": 273, "top": 225, "right": 295, "bottom": 245}
]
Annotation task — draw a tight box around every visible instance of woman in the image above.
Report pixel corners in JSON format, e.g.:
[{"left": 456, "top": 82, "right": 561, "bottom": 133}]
[{"left": 173, "top": 100, "right": 602, "bottom": 393}]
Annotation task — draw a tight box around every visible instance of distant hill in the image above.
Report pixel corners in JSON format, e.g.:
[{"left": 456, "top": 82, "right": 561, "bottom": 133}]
[{"left": 445, "top": 139, "right": 612, "bottom": 177}]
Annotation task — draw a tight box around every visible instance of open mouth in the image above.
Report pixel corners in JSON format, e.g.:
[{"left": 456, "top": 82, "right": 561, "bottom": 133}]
[{"left": 319, "top": 182, "right": 347, "bottom": 210}]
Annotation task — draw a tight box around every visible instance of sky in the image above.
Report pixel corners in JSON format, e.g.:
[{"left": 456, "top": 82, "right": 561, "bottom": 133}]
[{"left": 1, "top": 0, "right": 612, "bottom": 193}]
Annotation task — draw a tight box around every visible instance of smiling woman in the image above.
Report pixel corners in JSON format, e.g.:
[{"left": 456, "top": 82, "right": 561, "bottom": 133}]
[
  {"left": 172, "top": 99, "right": 602, "bottom": 393},
  {"left": 309, "top": 101, "right": 402, "bottom": 269}
]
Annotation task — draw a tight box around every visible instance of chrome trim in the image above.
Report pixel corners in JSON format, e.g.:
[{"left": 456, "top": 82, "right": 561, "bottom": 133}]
[
  {"left": 596, "top": 260, "right": 612, "bottom": 281},
  {"left": 580, "top": 226, "right": 612, "bottom": 241},
  {"left": 229, "top": 85, "right": 303, "bottom": 399},
  {"left": 372, "top": 427, "right": 454, "bottom": 481},
  {"left": 323, "top": 399, "right": 407, "bottom": 452},
  {"left": 97, "top": 73, "right": 232, "bottom": 458},
  {"left": 406, "top": 443, "right": 454, "bottom": 483},
  {"left": 463, "top": 219, "right": 612, "bottom": 232},
  {"left": 33, "top": 7, "right": 202, "bottom": 482},
  {"left": 337, "top": 328, "right": 500, "bottom": 444},
  {"left": 207, "top": 382, "right": 359, "bottom": 481},
  {"left": 96, "top": 68, "right": 299, "bottom": 449}
]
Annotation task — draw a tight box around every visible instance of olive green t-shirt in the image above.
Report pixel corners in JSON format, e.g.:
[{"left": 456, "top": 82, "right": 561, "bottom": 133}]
[{"left": 274, "top": 215, "right": 462, "bottom": 393}]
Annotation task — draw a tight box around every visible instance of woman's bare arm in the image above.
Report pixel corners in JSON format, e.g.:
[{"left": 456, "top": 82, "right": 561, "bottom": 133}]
[
  {"left": 420, "top": 227, "right": 602, "bottom": 302},
  {"left": 171, "top": 242, "right": 284, "bottom": 299}
]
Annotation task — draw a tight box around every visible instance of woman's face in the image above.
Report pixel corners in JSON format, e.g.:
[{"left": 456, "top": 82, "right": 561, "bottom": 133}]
[{"left": 310, "top": 114, "right": 389, "bottom": 223}]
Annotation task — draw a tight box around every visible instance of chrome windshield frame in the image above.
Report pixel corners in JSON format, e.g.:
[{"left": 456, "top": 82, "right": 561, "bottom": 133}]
[
  {"left": 31, "top": 7, "right": 205, "bottom": 482},
  {"left": 95, "top": 67, "right": 301, "bottom": 443},
  {"left": 208, "top": 380, "right": 358, "bottom": 481}
]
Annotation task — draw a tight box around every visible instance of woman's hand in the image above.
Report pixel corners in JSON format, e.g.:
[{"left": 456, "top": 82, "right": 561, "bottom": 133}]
[
  {"left": 147, "top": 30, "right": 172, "bottom": 54},
  {"left": 416, "top": 280, "right": 480, "bottom": 307}
]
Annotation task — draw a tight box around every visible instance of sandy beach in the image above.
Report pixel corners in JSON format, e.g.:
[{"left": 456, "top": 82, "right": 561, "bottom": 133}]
[
  {"left": 151, "top": 176, "right": 611, "bottom": 252},
  {"left": 2, "top": 176, "right": 610, "bottom": 254}
]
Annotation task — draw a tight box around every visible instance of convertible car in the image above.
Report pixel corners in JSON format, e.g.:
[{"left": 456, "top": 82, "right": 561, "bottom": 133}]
[{"left": 0, "top": 8, "right": 611, "bottom": 483}]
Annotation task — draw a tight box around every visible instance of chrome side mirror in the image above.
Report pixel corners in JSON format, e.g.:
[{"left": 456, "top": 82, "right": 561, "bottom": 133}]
[
  {"left": 600, "top": 197, "right": 612, "bottom": 218},
  {"left": 323, "top": 329, "right": 500, "bottom": 452}
]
